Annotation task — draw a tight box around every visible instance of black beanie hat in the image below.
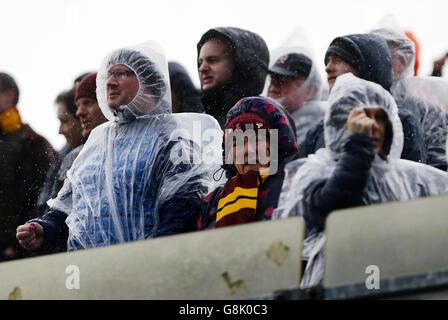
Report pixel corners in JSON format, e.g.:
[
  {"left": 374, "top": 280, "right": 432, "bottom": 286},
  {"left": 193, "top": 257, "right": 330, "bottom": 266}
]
[{"left": 325, "top": 37, "right": 361, "bottom": 72}]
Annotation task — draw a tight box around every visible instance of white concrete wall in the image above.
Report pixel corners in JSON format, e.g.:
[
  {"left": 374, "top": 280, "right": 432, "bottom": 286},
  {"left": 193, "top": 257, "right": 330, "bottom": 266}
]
[
  {"left": 324, "top": 194, "right": 448, "bottom": 287},
  {"left": 0, "top": 218, "right": 304, "bottom": 300}
]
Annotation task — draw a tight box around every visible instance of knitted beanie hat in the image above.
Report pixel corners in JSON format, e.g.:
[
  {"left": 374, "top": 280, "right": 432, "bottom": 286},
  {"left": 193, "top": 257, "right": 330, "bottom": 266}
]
[
  {"left": 75, "top": 72, "right": 97, "bottom": 102},
  {"left": 226, "top": 112, "right": 271, "bottom": 132}
]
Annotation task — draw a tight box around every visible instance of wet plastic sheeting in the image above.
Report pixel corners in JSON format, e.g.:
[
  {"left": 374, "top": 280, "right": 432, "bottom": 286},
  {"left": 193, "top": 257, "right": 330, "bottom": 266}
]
[{"left": 48, "top": 41, "right": 223, "bottom": 250}]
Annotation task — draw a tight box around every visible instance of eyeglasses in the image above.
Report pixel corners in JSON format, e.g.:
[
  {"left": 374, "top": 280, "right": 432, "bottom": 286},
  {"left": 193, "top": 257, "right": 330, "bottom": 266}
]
[{"left": 106, "top": 69, "right": 136, "bottom": 80}]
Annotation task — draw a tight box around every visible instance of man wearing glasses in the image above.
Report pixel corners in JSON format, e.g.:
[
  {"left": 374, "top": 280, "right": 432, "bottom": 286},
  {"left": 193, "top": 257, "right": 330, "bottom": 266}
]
[{"left": 16, "top": 41, "right": 222, "bottom": 253}]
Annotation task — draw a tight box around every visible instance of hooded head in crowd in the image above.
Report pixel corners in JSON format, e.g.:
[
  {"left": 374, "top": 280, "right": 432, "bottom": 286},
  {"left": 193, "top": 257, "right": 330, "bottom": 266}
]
[
  {"left": 197, "top": 27, "right": 269, "bottom": 128},
  {"left": 325, "top": 33, "right": 393, "bottom": 92},
  {"left": 44, "top": 41, "right": 222, "bottom": 251},
  {"left": 96, "top": 41, "right": 171, "bottom": 123},
  {"left": 370, "top": 28, "right": 416, "bottom": 82},
  {"left": 325, "top": 73, "right": 402, "bottom": 160},
  {"left": 318, "top": 33, "right": 425, "bottom": 164},
  {"left": 267, "top": 48, "right": 324, "bottom": 111},
  {"left": 266, "top": 47, "right": 327, "bottom": 147},
  {"left": 223, "top": 96, "right": 299, "bottom": 177},
  {"left": 369, "top": 29, "right": 447, "bottom": 171}
]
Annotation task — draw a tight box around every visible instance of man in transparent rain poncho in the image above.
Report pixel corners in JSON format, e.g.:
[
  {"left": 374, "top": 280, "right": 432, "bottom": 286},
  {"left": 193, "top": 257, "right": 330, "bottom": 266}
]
[
  {"left": 263, "top": 28, "right": 328, "bottom": 149},
  {"left": 16, "top": 41, "right": 223, "bottom": 253},
  {"left": 273, "top": 73, "right": 448, "bottom": 288},
  {"left": 266, "top": 48, "right": 327, "bottom": 148}
]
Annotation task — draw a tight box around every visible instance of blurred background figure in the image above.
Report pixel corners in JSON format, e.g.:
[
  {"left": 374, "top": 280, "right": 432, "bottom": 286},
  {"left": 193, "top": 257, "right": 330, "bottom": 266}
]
[
  {"left": 73, "top": 72, "right": 94, "bottom": 88},
  {"left": 267, "top": 50, "right": 326, "bottom": 147},
  {"left": 57, "top": 88, "right": 84, "bottom": 151},
  {"left": 37, "top": 73, "right": 106, "bottom": 219},
  {"left": 32, "top": 87, "right": 85, "bottom": 220},
  {"left": 398, "top": 76, "right": 448, "bottom": 113},
  {"left": 264, "top": 28, "right": 327, "bottom": 147},
  {"left": 404, "top": 31, "right": 420, "bottom": 76},
  {"left": 431, "top": 51, "right": 448, "bottom": 77},
  {"left": 168, "top": 61, "right": 204, "bottom": 113},
  {"left": 0, "top": 72, "right": 58, "bottom": 261},
  {"left": 371, "top": 15, "right": 448, "bottom": 170},
  {"left": 19, "top": 72, "right": 107, "bottom": 256}
]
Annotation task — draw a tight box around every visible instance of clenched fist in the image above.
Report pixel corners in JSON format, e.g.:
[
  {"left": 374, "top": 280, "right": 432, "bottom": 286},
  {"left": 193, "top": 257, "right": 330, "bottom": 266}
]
[
  {"left": 347, "top": 108, "right": 376, "bottom": 137},
  {"left": 16, "top": 222, "right": 44, "bottom": 251}
]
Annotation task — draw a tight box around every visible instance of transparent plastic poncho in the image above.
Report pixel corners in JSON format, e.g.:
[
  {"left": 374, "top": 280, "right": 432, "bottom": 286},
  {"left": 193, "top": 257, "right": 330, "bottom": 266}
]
[
  {"left": 391, "top": 76, "right": 448, "bottom": 169},
  {"left": 370, "top": 27, "right": 415, "bottom": 82},
  {"left": 398, "top": 76, "right": 448, "bottom": 168},
  {"left": 266, "top": 47, "right": 325, "bottom": 105},
  {"left": 273, "top": 74, "right": 448, "bottom": 287},
  {"left": 48, "top": 41, "right": 223, "bottom": 250},
  {"left": 262, "top": 29, "right": 328, "bottom": 146},
  {"left": 396, "top": 76, "right": 448, "bottom": 112},
  {"left": 370, "top": 22, "right": 448, "bottom": 169}
]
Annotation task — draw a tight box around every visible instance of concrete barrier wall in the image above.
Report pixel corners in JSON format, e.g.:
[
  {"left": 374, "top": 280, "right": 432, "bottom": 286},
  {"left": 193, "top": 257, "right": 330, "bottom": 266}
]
[
  {"left": 4, "top": 192, "right": 447, "bottom": 299},
  {"left": 0, "top": 217, "right": 304, "bottom": 300},
  {"left": 324, "top": 194, "right": 448, "bottom": 288}
]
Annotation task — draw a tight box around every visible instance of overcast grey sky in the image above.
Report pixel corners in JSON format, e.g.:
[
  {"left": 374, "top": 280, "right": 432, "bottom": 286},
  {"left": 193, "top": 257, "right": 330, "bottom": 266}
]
[{"left": 1, "top": 0, "right": 447, "bottom": 150}]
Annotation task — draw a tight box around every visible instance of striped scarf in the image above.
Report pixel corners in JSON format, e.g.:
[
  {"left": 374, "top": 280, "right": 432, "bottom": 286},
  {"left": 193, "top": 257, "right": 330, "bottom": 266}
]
[{"left": 215, "top": 170, "right": 268, "bottom": 228}]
